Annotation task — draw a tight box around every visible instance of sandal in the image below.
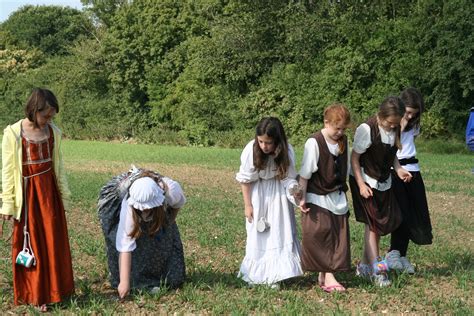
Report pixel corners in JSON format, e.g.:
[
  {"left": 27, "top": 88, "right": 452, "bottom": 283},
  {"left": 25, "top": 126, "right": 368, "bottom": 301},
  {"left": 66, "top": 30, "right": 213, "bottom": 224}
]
[{"left": 321, "top": 284, "right": 346, "bottom": 293}]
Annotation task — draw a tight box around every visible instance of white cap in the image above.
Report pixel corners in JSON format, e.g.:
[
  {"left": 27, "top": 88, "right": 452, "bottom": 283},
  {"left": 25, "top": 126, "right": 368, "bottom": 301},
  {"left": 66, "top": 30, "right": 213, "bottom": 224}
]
[{"left": 127, "top": 177, "right": 165, "bottom": 210}]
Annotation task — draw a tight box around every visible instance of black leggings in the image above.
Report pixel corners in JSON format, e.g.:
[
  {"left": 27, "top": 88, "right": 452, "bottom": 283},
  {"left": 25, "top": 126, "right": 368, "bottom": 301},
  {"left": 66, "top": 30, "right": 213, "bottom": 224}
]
[{"left": 389, "top": 221, "right": 410, "bottom": 256}]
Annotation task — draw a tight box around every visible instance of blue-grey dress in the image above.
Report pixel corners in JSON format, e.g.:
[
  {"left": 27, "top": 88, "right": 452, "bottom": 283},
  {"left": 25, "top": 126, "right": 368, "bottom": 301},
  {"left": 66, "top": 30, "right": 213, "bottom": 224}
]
[{"left": 98, "top": 170, "right": 185, "bottom": 289}]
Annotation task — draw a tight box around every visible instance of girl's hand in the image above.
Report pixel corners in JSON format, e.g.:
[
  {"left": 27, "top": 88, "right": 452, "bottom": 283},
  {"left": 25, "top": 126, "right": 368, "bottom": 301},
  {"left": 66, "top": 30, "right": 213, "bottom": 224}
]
[
  {"left": 298, "top": 199, "right": 310, "bottom": 213},
  {"left": 118, "top": 281, "right": 130, "bottom": 299},
  {"left": 396, "top": 168, "right": 413, "bottom": 183},
  {"left": 244, "top": 205, "right": 253, "bottom": 223},
  {"left": 359, "top": 184, "right": 373, "bottom": 199},
  {"left": 1, "top": 214, "right": 12, "bottom": 220}
]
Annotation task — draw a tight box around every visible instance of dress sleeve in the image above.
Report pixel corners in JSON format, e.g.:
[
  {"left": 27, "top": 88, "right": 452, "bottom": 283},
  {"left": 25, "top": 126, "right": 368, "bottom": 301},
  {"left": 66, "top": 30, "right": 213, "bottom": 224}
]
[
  {"left": 299, "top": 138, "right": 319, "bottom": 180},
  {"left": 413, "top": 126, "right": 421, "bottom": 138},
  {"left": 282, "top": 144, "right": 299, "bottom": 206},
  {"left": 162, "top": 177, "right": 186, "bottom": 209},
  {"left": 352, "top": 123, "right": 371, "bottom": 154},
  {"left": 1, "top": 127, "right": 15, "bottom": 216},
  {"left": 55, "top": 131, "right": 72, "bottom": 210},
  {"left": 235, "top": 141, "right": 259, "bottom": 183},
  {"left": 116, "top": 197, "right": 137, "bottom": 252}
]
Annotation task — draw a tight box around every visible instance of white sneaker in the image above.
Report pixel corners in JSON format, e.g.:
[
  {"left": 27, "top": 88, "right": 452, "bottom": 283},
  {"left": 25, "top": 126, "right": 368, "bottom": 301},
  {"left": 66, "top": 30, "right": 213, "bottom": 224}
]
[
  {"left": 372, "top": 273, "right": 391, "bottom": 287},
  {"left": 385, "top": 250, "right": 403, "bottom": 271},
  {"left": 400, "top": 257, "right": 415, "bottom": 274},
  {"left": 269, "top": 283, "right": 280, "bottom": 290},
  {"left": 356, "top": 262, "right": 372, "bottom": 280},
  {"left": 150, "top": 286, "right": 161, "bottom": 294}
]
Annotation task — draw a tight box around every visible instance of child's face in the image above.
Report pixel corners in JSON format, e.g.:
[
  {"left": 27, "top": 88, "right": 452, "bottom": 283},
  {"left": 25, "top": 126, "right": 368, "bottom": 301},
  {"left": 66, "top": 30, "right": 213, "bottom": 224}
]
[
  {"left": 257, "top": 134, "right": 276, "bottom": 154},
  {"left": 36, "top": 105, "right": 56, "bottom": 128},
  {"left": 378, "top": 115, "right": 401, "bottom": 132},
  {"left": 324, "top": 120, "right": 347, "bottom": 141},
  {"left": 403, "top": 107, "right": 420, "bottom": 122}
]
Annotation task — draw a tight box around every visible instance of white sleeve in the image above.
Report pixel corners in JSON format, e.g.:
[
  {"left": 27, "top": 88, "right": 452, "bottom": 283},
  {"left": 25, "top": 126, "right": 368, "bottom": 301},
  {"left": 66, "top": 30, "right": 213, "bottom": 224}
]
[
  {"left": 116, "top": 197, "right": 137, "bottom": 252},
  {"left": 162, "top": 177, "right": 186, "bottom": 209},
  {"left": 352, "top": 123, "right": 372, "bottom": 154},
  {"left": 413, "top": 126, "right": 421, "bottom": 137},
  {"left": 235, "top": 140, "right": 259, "bottom": 183},
  {"left": 282, "top": 144, "right": 298, "bottom": 205},
  {"left": 299, "top": 138, "right": 319, "bottom": 180}
]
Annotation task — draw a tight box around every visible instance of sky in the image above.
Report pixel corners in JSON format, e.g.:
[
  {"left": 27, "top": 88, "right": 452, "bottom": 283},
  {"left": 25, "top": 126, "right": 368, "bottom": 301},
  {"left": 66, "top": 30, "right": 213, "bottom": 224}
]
[{"left": 0, "top": 0, "right": 84, "bottom": 22}]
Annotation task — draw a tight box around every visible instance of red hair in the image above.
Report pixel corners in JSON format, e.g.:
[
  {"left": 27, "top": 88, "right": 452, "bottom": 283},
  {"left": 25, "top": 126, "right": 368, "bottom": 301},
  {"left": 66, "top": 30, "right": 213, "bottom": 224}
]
[{"left": 324, "top": 103, "right": 351, "bottom": 154}]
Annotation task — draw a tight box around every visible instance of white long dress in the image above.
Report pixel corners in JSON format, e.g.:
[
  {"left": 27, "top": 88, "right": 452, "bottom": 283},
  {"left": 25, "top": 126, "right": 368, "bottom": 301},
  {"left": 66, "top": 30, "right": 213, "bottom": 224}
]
[{"left": 236, "top": 140, "right": 303, "bottom": 285}]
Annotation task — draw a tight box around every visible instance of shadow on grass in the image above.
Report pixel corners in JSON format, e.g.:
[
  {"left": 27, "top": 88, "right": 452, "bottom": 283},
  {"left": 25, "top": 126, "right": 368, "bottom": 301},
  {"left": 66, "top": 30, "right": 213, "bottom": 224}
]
[
  {"left": 186, "top": 268, "right": 245, "bottom": 289},
  {"left": 419, "top": 250, "right": 472, "bottom": 277}
]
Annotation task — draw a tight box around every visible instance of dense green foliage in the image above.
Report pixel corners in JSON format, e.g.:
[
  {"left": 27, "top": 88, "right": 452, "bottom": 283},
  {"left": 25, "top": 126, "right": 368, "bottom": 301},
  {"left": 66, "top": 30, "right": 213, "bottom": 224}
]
[{"left": 1, "top": 0, "right": 472, "bottom": 146}]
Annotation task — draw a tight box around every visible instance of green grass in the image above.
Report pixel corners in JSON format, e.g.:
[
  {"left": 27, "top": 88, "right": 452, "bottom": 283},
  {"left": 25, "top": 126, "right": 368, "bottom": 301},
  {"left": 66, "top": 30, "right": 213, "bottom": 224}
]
[{"left": 0, "top": 139, "right": 473, "bottom": 314}]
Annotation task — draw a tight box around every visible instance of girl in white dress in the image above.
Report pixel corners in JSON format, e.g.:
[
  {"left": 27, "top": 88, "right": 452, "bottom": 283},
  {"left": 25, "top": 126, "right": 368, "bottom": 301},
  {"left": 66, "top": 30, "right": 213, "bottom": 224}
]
[{"left": 236, "top": 117, "right": 303, "bottom": 287}]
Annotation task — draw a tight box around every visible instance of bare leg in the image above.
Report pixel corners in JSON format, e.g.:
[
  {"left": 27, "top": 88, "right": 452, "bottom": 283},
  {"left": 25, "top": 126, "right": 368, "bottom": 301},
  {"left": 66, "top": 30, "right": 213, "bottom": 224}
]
[
  {"left": 362, "top": 225, "right": 380, "bottom": 264},
  {"left": 318, "top": 272, "right": 325, "bottom": 286}
]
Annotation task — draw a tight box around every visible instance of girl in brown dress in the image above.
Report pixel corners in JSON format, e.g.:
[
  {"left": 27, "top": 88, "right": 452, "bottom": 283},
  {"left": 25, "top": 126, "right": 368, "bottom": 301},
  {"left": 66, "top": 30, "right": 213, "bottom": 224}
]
[
  {"left": 349, "top": 96, "right": 412, "bottom": 287},
  {"left": 1, "top": 88, "right": 74, "bottom": 311},
  {"left": 298, "top": 104, "right": 351, "bottom": 293}
]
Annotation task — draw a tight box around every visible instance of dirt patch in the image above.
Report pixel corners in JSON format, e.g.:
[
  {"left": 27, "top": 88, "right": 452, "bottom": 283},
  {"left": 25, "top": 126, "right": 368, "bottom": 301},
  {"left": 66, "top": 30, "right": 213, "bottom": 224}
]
[{"left": 68, "top": 162, "right": 240, "bottom": 194}]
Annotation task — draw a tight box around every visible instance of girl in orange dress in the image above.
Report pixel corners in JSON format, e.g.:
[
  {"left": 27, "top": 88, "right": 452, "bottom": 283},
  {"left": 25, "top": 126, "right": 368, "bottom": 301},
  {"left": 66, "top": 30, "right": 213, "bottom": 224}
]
[{"left": 1, "top": 88, "right": 74, "bottom": 311}]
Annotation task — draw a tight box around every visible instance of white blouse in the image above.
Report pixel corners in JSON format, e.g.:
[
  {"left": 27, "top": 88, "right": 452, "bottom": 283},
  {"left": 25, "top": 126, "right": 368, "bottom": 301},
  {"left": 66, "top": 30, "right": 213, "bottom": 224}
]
[
  {"left": 397, "top": 127, "right": 420, "bottom": 172},
  {"left": 299, "top": 137, "right": 349, "bottom": 215},
  {"left": 235, "top": 140, "right": 299, "bottom": 205},
  {"left": 115, "top": 177, "right": 186, "bottom": 252},
  {"left": 350, "top": 123, "right": 396, "bottom": 191}
]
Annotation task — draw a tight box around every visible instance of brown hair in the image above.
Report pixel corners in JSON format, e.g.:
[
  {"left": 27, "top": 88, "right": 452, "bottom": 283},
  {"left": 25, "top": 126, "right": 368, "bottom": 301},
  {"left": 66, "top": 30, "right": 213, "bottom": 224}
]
[
  {"left": 25, "top": 88, "right": 59, "bottom": 128},
  {"left": 400, "top": 87, "right": 424, "bottom": 131},
  {"left": 324, "top": 103, "right": 351, "bottom": 154},
  {"left": 253, "top": 117, "right": 290, "bottom": 180},
  {"left": 128, "top": 172, "right": 168, "bottom": 239},
  {"left": 377, "top": 96, "right": 405, "bottom": 150}
]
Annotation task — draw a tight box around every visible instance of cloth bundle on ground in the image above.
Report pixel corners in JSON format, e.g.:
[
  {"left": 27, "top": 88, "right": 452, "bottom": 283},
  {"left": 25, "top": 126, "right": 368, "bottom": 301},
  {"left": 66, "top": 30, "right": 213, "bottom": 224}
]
[{"left": 97, "top": 166, "right": 185, "bottom": 290}]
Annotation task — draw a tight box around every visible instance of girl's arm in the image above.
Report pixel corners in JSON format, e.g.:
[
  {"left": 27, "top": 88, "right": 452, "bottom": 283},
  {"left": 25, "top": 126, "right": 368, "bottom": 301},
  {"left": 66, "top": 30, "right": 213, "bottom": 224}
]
[
  {"left": 1, "top": 129, "right": 15, "bottom": 220},
  {"left": 241, "top": 183, "right": 253, "bottom": 222},
  {"left": 351, "top": 150, "right": 373, "bottom": 198},
  {"left": 118, "top": 252, "right": 132, "bottom": 299},
  {"left": 55, "top": 129, "right": 71, "bottom": 210},
  {"left": 297, "top": 177, "right": 310, "bottom": 213},
  {"left": 393, "top": 157, "right": 412, "bottom": 183}
]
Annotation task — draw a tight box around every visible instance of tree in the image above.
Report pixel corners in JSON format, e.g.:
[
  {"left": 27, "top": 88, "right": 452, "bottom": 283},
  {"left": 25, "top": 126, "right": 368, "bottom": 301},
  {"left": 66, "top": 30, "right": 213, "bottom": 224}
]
[{"left": 1, "top": 5, "right": 93, "bottom": 56}]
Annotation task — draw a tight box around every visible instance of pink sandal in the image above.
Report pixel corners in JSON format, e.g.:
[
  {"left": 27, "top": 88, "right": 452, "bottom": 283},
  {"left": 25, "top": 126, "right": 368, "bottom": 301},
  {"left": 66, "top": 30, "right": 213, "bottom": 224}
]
[{"left": 321, "top": 284, "right": 346, "bottom": 293}]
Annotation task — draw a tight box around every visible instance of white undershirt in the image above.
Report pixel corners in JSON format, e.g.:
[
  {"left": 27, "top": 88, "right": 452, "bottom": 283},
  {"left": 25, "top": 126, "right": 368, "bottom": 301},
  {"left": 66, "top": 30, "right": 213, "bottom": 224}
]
[
  {"left": 299, "top": 137, "right": 349, "bottom": 215},
  {"left": 397, "top": 127, "right": 420, "bottom": 172}
]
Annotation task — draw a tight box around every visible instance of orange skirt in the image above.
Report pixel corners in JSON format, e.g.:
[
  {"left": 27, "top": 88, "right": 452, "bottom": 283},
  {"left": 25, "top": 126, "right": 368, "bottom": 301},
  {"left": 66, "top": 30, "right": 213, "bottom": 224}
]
[{"left": 12, "top": 132, "right": 74, "bottom": 306}]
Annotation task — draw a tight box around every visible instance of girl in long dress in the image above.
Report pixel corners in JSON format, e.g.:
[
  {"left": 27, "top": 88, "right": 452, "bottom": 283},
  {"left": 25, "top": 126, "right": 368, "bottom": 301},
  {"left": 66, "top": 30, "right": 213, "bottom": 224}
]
[
  {"left": 98, "top": 168, "right": 186, "bottom": 299},
  {"left": 385, "top": 88, "right": 433, "bottom": 274},
  {"left": 236, "top": 117, "right": 303, "bottom": 288},
  {"left": 298, "top": 104, "right": 352, "bottom": 293},
  {"left": 1, "top": 88, "right": 74, "bottom": 311}
]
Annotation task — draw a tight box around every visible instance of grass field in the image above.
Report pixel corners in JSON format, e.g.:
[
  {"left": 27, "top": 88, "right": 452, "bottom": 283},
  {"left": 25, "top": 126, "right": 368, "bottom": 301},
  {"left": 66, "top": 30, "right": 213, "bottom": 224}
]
[{"left": 1, "top": 139, "right": 473, "bottom": 314}]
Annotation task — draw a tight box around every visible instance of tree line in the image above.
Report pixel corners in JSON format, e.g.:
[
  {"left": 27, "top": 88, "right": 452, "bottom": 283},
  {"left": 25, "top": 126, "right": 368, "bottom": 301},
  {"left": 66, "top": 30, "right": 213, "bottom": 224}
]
[{"left": 1, "top": 0, "right": 472, "bottom": 147}]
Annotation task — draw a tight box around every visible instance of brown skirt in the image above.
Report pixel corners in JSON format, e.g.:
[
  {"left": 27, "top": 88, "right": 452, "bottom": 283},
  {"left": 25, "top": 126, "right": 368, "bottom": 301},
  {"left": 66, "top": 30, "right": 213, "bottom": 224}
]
[
  {"left": 349, "top": 175, "right": 402, "bottom": 236},
  {"left": 301, "top": 204, "right": 351, "bottom": 272}
]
